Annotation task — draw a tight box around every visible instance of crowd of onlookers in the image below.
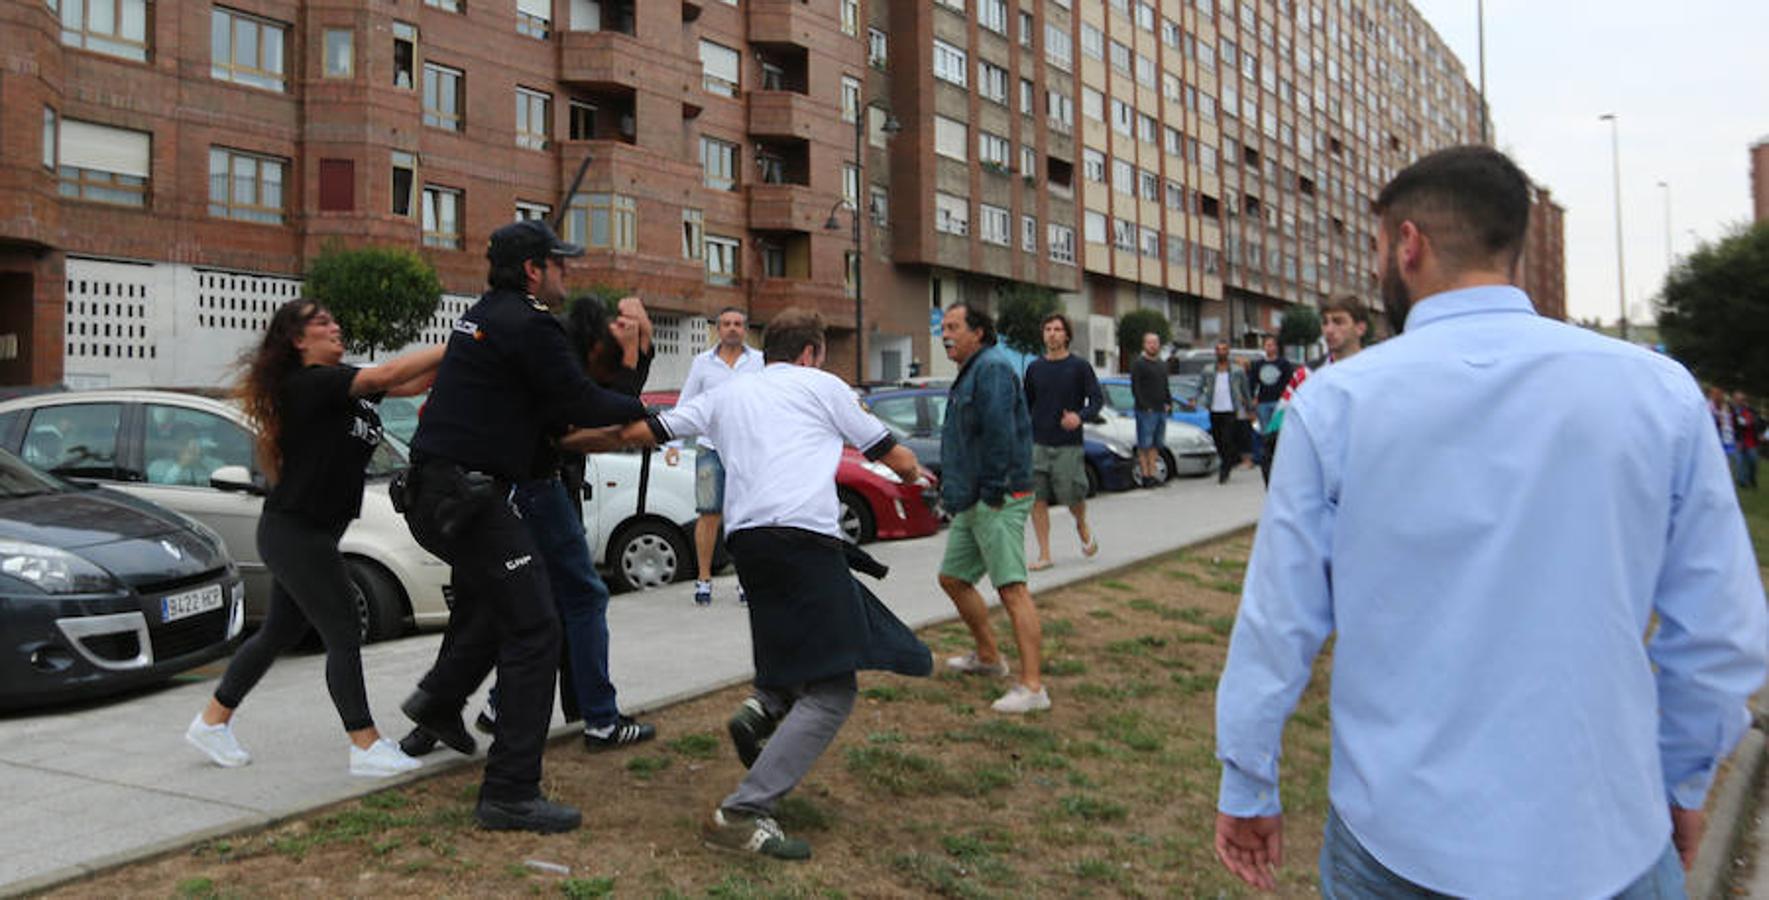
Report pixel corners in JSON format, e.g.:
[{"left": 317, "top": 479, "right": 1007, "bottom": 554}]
[{"left": 1710, "top": 387, "right": 1760, "bottom": 490}]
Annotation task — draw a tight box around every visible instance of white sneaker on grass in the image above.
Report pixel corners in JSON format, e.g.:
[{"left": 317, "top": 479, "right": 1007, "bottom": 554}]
[
  {"left": 185, "top": 713, "right": 251, "bottom": 768},
  {"left": 945, "top": 652, "right": 1011, "bottom": 677},
  {"left": 991, "top": 684, "right": 1052, "bottom": 714},
  {"left": 350, "top": 738, "right": 423, "bottom": 777}
]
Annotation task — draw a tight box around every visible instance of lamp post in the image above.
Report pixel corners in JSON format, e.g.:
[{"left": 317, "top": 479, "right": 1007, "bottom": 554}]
[
  {"left": 1600, "top": 113, "right": 1628, "bottom": 341},
  {"left": 1657, "top": 180, "right": 1672, "bottom": 271},
  {"left": 826, "top": 103, "right": 899, "bottom": 382}
]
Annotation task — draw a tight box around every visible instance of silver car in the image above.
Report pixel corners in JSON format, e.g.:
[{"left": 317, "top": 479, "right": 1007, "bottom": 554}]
[{"left": 0, "top": 389, "right": 450, "bottom": 642}]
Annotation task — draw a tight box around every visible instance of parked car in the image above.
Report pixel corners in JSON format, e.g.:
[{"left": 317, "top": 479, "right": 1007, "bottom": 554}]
[
  {"left": 1092, "top": 378, "right": 1219, "bottom": 479},
  {"left": 1098, "top": 375, "right": 1212, "bottom": 433},
  {"left": 861, "top": 387, "right": 1138, "bottom": 496},
  {"left": 0, "top": 447, "right": 248, "bottom": 709},
  {"left": 640, "top": 391, "right": 942, "bottom": 545},
  {"left": 0, "top": 390, "right": 450, "bottom": 642}
]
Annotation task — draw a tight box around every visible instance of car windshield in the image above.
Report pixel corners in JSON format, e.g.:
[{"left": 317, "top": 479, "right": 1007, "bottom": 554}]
[
  {"left": 1168, "top": 374, "right": 1201, "bottom": 399},
  {"left": 379, "top": 394, "right": 425, "bottom": 445},
  {"left": 368, "top": 432, "right": 411, "bottom": 479},
  {"left": 1102, "top": 383, "right": 1136, "bottom": 410},
  {"left": 0, "top": 447, "right": 69, "bottom": 497}
]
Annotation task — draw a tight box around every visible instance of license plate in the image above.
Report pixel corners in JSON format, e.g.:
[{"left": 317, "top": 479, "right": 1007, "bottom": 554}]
[{"left": 161, "top": 583, "right": 224, "bottom": 623}]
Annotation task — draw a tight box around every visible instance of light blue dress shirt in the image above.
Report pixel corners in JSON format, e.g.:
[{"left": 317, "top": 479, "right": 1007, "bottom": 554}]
[{"left": 1215, "top": 285, "right": 1767, "bottom": 898}]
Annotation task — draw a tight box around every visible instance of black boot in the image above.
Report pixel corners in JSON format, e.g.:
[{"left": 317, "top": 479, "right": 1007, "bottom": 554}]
[{"left": 401, "top": 689, "right": 477, "bottom": 756}]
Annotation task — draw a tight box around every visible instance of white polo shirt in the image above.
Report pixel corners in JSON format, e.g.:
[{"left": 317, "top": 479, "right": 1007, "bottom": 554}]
[
  {"left": 677, "top": 344, "right": 765, "bottom": 451},
  {"left": 660, "top": 363, "right": 890, "bottom": 540}
]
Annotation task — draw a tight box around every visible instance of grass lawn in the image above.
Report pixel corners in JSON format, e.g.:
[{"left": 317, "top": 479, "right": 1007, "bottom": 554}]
[{"left": 48, "top": 532, "right": 1338, "bottom": 899}]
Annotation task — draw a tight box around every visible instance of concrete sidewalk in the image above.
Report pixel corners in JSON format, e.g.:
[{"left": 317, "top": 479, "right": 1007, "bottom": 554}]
[{"left": 0, "top": 475, "right": 1268, "bottom": 896}]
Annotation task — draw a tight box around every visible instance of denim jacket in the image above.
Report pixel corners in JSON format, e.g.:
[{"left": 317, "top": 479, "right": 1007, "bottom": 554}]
[
  {"left": 1192, "top": 365, "right": 1254, "bottom": 416},
  {"left": 940, "top": 343, "right": 1034, "bottom": 514}
]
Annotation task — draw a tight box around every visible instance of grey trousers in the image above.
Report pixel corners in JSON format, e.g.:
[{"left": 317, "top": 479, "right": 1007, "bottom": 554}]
[{"left": 721, "top": 672, "right": 858, "bottom": 815}]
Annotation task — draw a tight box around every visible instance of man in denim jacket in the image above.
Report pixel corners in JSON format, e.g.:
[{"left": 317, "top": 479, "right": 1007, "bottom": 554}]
[{"left": 935, "top": 304, "right": 1048, "bottom": 714}]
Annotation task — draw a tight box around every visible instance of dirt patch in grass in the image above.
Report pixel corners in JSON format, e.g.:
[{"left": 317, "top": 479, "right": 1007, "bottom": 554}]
[{"left": 46, "top": 533, "right": 1335, "bottom": 899}]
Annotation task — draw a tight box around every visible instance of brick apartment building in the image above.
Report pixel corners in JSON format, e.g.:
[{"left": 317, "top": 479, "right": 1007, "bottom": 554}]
[
  {"left": 1519, "top": 182, "right": 1565, "bottom": 320},
  {"left": 1753, "top": 136, "right": 1769, "bottom": 224},
  {"left": 0, "top": 0, "right": 1543, "bottom": 389}
]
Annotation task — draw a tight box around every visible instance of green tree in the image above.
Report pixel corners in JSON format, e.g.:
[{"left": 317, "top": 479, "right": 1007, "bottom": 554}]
[
  {"left": 304, "top": 243, "right": 442, "bottom": 358},
  {"left": 1658, "top": 222, "right": 1769, "bottom": 395},
  {"left": 1278, "top": 304, "right": 1321, "bottom": 349},
  {"left": 994, "top": 283, "right": 1062, "bottom": 355},
  {"left": 1116, "top": 309, "right": 1170, "bottom": 367}
]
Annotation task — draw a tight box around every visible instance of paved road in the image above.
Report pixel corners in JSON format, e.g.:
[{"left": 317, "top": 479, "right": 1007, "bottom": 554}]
[{"left": 0, "top": 474, "right": 1267, "bottom": 895}]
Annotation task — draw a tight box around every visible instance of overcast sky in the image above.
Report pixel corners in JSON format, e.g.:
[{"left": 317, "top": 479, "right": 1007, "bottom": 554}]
[{"left": 1407, "top": 0, "right": 1769, "bottom": 325}]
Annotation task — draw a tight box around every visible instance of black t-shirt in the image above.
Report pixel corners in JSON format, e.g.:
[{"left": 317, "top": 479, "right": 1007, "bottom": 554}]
[
  {"left": 264, "top": 365, "right": 383, "bottom": 529},
  {"left": 1024, "top": 355, "right": 1103, "bottom": 447},
  {"left": 1249, "top": 356, "right": 1295, "bottom": 404}
]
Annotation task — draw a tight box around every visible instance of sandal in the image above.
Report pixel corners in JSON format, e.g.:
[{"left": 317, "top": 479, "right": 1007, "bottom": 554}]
[
  {"left": 1028, "top": 559, "right": 1054, "bottom": 571},
  {"left": 1081, "top": 539, "right": 1099, "bottom": 558}
]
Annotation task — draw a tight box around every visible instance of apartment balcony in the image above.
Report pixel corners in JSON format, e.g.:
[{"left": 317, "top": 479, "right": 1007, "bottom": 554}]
[
  {"left": 748, "top": 0, "right": 823, "bottom": 48},
  {"left": 560, "top": 30, "right": 692, "bottom": 104},
  {"left": 748, "top": 91, "right": 830, "bottom": 141},
  {"left": 746, "top": 183, "right": 829, "bottom": 233},
  {"left": 751, "top": 278, "right": 848, "bottom": 321}
]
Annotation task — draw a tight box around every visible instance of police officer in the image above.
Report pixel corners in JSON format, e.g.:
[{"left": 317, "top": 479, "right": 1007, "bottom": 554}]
[{"left": 399, "top": 218, "right": 646, "bottom": 834}]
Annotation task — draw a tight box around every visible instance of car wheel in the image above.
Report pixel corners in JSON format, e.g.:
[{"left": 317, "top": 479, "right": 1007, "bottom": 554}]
[
  {"left": 345, "top": 558, "right": 407, "bottom": 644},
  {"left": 837, "top": 488, "right": 876, "bottom": 544},
  {"left": 1155, "top": 450, "right": 1175, "bottom": 483},
  {"left": 611, "top": 520, "right": 690, "bottom": 593},
  {"left": 1084, "top": 461, "right": 1101, "bottom": 498}
]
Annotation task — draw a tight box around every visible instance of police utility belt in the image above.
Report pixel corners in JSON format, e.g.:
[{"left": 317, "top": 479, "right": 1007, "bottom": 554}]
[{"left": 390, "top": 457, "right": 509, "bottom": 542}]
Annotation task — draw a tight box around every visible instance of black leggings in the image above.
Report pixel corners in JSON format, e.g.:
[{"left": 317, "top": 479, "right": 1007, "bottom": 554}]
[{"left": 213, "top": 510, "right": 373, "bottom": 732}]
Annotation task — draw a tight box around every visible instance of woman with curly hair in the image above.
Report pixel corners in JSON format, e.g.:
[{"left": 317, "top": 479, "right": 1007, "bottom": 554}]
[{"left": 186, "top": 299, "right": 443, "bottom": 777}]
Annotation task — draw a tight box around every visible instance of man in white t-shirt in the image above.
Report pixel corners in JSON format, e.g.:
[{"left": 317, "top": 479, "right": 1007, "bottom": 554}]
[
  {"left": 601, "top": 308, "right": 924, "bottom": 861},
  {"left": 673, "top": 307, "right": 765, "bottom": 606}
]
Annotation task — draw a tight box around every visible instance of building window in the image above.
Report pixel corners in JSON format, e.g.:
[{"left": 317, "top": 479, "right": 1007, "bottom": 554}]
[
  {"left": 208, "top": 147, "right": 284, "bottom": 224},
  {"left": 840, "top": 0, "right": 858, "bottom": 35},
  {"left": 1113, "top": 218, "right": 1136, "bottom": 252},
  {"left": 1080, "top": 22, "right": 1102, "bottom": 59},
  {"left": 392, "top": 21, "right": 416, "bottom": 89},
  {"left": 515, "top": 87, "right": 550, "bottom": 150},
  {"left": 868, "top": 28, "right": 887, "bottom": 68},
  {"left": 424, "top": 0, "right": 460, "bottom": 9},
  {"left": 42, "top": 107, "right": 57, "bottom": 170},
  {"left": 1020, "top": 78, "right": 1035, "bottom": 116},
  {"left": 391, "top": 151, "right": 416, "bottom": 216},
  {"left": 868, "top": 185, "right": 888, "bottom": 225},
  {"left": 700, "top": 136, "right": 738, "bottom": 190},
  {"left": 842, "top": 164, "right": 859, "bottom": 206},
  {"left": 978, "top": 131, "right": 1009, "bottom": 168},
  {"left": 1048, "top": 224, "right": 1075, "bottom": 264},
  {"left": 1047, "top": 90, "right": 1072, "bottom": 133},
  {"left": 841, "top": 76, "right": 861, "bottom": 123},
  {"left": 1109, "top": 40, "right": 1130, "bottom": 73},
  {"left": 933, "top": 39, "right": 967, "bottom": 87},
  {"left": 60, "top": 0, "right": 149, "bottom": 62},
  {"left": 1111, "top": 158, "right": 1133, "bottom": 194},
  {"left": 1141, "top": 225, "right": 1160, "bottom": 257},
  {"left": 569, "top": 100, "right": 597, "bottom": 140},
  {"left": 1082, "top": 148, "right": 1105, "bottom": 182},
  {"left": 934, "top": 192, "right": 969, "bottom": 235},
  {"left": 565, "top": 193, "right": 636, "bottom": 251},
  {"left": 1082, "top": 86, "right": 1103, "bottom": 122},
  {"left": 760, "top": 241, "right": 787, "bottom": 278},
  {"left": 56, "top": 119, "right": 150, "bottom": 207},
  {"left": 1019, "top": 144, "right": 1036, "bottom": 176},
  {"left": 933, "top": 116, "right": 967, "bottom": 162},
  {"left": 705, "top": 235, "right": 740, "bottom": 285},
  {"left": 844, "top": 251, "right": 858, "bottom": 298},
  {"left": 1140, "top": 169, "right": 1159, "bottom": 200},
  {"left": 1020, "top": 214, "right": 1037, "bottom": 253},
  {"left": 515, "top": 200, "right": 550, "bottom": 221},
  {"left": 517, "top": 0, "right": 550, "bottom": 38},
  {"left": 934, "top": 0, "right": 964, "bottom": 11},
  {"left": 1019, "top": 11, "right": 1034, "bottom": 46},
  {"left": 978, "top": 61, "right": 1007, "bottom": 104},
  {"left": 682, "top": 208, "right": 704, "bottom": 260},
  {"left": 1044, "top": 24, "right": 1071, "bottom": 70},
  {"left": 211, "top": 7, "right": 286, "bottom": 92},
  {"left": 423, "top": 63, "right": 463, "bottom": 130},
  {"left": 700, "top": 40, "right": 739, "bottom": 97},
  {"left": 1110, "top": 99, "right": 1133, "bottom": 136},
  {"left": 421, "top": 185, "right": 461, "bottom": 249},
  {"left": 323, "top": 28, "right": 353, "bottom": 78},
  {"left": 978, "top": 0, "right": 1007, "bottom": 33},
  {"left": 1083, "top": 210, "right": 1106, "bottom": 244}
]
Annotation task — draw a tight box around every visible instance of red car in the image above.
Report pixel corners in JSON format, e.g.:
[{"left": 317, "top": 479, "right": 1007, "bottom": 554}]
[{"left": 642, "top": 391, "right": 941, "bottom": 544}]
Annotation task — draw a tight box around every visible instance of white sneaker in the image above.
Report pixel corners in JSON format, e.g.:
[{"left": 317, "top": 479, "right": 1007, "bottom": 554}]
[
  {"left": 991, "top": 684, "right": 1052, "bottom": 714},
  {"left": 185, "top": 713, "right": 251, "bottom": 768},
  {"left": 945, "top": 652, "right": 1011, "bottom": 677},
  {"left": 350, "top": 738, "right": 423, "bottom": 777}
]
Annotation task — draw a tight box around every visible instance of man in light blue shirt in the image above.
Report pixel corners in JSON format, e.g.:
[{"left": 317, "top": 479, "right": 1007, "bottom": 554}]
[{"left": 1213, "top": 145, "right": 1767, "bottom": 898}]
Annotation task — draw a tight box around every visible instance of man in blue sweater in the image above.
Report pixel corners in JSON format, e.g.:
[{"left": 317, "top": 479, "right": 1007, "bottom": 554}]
[{"left": 1023, "top": 313, "right": 1103, "bottom": 571}]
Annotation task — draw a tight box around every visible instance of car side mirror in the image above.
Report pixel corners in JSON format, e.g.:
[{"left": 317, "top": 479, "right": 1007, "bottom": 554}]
[{"left": 210, "top": 465, "right": 266, "bottom": 496}]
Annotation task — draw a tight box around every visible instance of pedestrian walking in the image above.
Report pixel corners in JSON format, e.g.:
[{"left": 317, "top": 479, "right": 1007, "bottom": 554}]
[
  {"left": 935, "top": 304, "right": 1048, "bottom": 714},
  {"left": 600, "top": 308, "right": 928, "bottom": 860},
  {"left": 1732, "top": 391, "right": 1758, "bottom": 489},
  {"left": 399, "top": 219, "right": 648, "bottom": 834},
  {"left": 1246, "top": 335, "right": 1294, "bottom": 469},
  {"left": 1213, "top": 145, "right": 1767, "bottom": 898},
  {"left": 1024, "top": 313, "right": 1103, "bottom": 571},
  {"left": 674, "top": 308, "right": 765, "bottom": 606},
  {"left": 184, "top": 301, "right": 443, "bottom": 777},
  {"left": 1129, "top": 333, "right": 1170, "bottom": 486},
  {"left": 1258, "top": 294, "right": 1370, "bottom": 486},
  {"left": 1187, "top": 341, "right": 1254, "bottom": 483}
]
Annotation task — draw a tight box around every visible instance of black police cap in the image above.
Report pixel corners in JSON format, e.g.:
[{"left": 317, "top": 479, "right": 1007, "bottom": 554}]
[{"left": 487, "top": 219, "right": 584, "bottom": 267}]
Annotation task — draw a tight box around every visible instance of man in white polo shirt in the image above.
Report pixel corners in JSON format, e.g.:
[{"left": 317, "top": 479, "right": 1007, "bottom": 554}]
[
  {"left": 674, "top": 307, "right": 765, "bottom": 606},
  {"left": 604, "top": 308, "right": 926, "bottom": 860}
]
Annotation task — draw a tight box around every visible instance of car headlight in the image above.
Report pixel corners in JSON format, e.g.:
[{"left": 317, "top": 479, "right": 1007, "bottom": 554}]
[
  {"left": 859, "top": 460, "right": 903, "bottom": 483},
  {"left": 0, "top": 540, "right": 119, "bottom": 594}
]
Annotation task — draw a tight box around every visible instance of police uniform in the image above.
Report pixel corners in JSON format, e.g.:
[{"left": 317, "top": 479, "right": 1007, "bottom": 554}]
[{"left": 401, "top": 219, "right": 644, "bottom": 828}]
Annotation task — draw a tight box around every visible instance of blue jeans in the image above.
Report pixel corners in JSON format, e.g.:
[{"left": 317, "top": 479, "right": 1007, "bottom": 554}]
[
  {"left": 1134, "top": 410, "right": 1167, "bottom": 449},
  {"left": 695, "top": 448, "right": 726, "bottom": 514},
  {"left": 511, "top": 477, "right": 619, "bottom": 729},
  {"left": 1736, "top": 446, "right": 1758, "bottom": 488},
  {"left": 1320, "top": 807, "right": 1686, "bottom": 899}
]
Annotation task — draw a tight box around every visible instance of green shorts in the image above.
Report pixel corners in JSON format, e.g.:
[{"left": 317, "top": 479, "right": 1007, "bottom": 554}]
[
  {"left": 1031, "top": 443, "right": 1089, "bottom": 507},
  {"left": 939, "top": 493, "right": 1034, "bottom": 588}
]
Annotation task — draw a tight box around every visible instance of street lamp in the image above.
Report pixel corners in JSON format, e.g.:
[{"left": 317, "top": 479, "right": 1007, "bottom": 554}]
[
  {"left": 825, "top": 104, "right": 900, "bottom": 382},
  {"left": 1657, "top": 180, "right": 1672, "bottom": 271},
  {"left": 1600, "top": 113, "right": 1628, "bottom": 341}
]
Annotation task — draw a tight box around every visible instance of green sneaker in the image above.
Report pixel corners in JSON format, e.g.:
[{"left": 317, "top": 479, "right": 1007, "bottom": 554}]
[{"left": 702, "top": 808, "right": 811, "bottom": 860}]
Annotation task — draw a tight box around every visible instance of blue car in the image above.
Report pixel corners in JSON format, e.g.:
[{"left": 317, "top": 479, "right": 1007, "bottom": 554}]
[
  {"left": 861, "top": 388, "right": 1137, "bottom": 496},
  {"left": 1098, "top": 375, "right": 1214, "bottom": 432}
]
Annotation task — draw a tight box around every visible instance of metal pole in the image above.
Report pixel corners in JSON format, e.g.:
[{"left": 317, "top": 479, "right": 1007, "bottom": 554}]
[
  {"left": 853, "top": 109, "right": 864, "bottom": 382},
  {"left": 1658, "top": 180, "right": 1672, "bottom": 270},
  {"left": 1477, "top": 0, "right": 1488, "bottom": 143},
  {"left": 1601, "top": 114, "right": 1628, "bottom": 341}
]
